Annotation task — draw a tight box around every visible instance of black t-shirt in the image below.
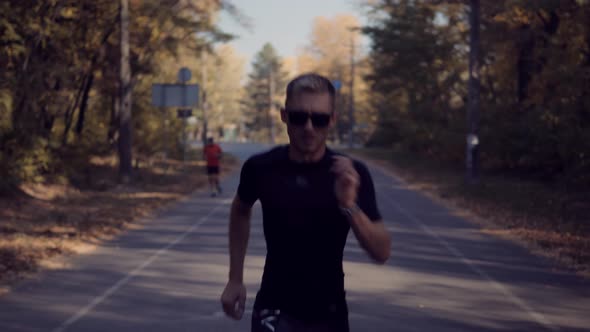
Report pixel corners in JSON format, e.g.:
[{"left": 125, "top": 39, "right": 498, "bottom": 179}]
[{"left": 237, "top": 145, "right": 381, "bottom": 319}]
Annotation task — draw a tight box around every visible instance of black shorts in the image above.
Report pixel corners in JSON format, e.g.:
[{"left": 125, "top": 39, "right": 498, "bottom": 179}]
[
  {"left": 251, "top": 302, "right": 349, "bottom": 332},
  {"left": 251, "top": 309, "right": 349, "bottom": 332},
  {"left": 206, "top": 166, "right": 219, "bottom": 175}
]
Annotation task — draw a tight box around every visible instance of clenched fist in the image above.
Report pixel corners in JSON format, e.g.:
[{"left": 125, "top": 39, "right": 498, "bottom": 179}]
[
  {"left": 331, "top": 156, "right": 360, "bottom": 208},
  {"left": 221, "top": 280, "right": 246, "bottom": 320}
]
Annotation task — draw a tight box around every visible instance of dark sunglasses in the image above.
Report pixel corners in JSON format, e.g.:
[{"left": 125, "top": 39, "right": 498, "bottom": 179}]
[{"left": 285, "top": 110, "right": 332, "bottom": 128}]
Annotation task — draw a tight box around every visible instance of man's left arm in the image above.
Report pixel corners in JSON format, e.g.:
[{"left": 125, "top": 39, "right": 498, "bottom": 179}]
[
  {"left": 332, "top": 156, "right": 391, "bottom": 264},
  {"left": 344, "top": 207, "right": 390, "bottom": 264}
]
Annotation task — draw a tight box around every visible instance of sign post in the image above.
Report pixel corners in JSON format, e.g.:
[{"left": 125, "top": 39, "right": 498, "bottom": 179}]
[
  {"left": 177, "top": 109, "right": 193, "bottom": 166},
  {"left": 177, "top": 68, "right": 191, "bottom": 168}
]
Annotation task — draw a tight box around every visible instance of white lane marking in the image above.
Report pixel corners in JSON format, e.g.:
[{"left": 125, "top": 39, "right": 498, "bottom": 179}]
[
  {"left": 370, "top": 163, "right": 558, "bottom": 331},
  {"left": 52, "top": 202, "right": 226, "bottom": 332}
]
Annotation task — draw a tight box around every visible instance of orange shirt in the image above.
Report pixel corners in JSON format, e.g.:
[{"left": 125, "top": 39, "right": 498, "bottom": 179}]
[{"left": 204, "top": 144, "right": 222, "bottom": 167}]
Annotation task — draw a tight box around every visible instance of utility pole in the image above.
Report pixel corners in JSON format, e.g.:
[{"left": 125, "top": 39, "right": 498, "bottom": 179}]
[
  {"left": 118, "top": 0, "right": 132, "bottom": 181},
  {"left": 201, "top": 50, "right": 208, "bottom": 145},
  {"left": 348, "top": 29, "right": 356, "bottom": 149},
  {"left": 268, "top": 67, "right": 275, "bottom": 144},
  {"left": 466, "top": 0, "right": 481, "bottom": 183},
  {"left": 179, "top": 70, "right": 188, "bottom": 169}
]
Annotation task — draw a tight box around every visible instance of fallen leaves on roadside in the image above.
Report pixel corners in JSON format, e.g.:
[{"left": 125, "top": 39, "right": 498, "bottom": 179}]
[
  {"left": 350, "top": 149, "right": 590, "bottom": 279},
  {"left": 0, "top": 153, "right": 238, "bottom": 291}
]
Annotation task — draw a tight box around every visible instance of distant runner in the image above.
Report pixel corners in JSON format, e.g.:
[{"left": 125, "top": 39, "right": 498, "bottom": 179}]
[{"left": 203, "top": 137, "right": 222, "bottom": 197}]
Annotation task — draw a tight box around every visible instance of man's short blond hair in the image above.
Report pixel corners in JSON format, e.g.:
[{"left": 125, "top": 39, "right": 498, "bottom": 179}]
[{"left": 285, "top": 73, "right": 336, "bottom": 111}]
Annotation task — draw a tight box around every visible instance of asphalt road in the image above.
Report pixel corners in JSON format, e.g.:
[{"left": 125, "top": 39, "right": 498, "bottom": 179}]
[{"left": 0, "top": 142, "right": 588, "bottom": 332}]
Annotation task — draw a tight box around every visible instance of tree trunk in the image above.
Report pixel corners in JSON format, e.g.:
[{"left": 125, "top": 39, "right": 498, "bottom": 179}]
[
  {"left": 75, "top": 72, "right": 94, "bottom": 136},
  {"left": 74, "top": 18, "right": 117, "bottom": 139},
  {"left": 107, "top": 91, "right": 120, "bottom": 145},
  {"left": 40, "top": 105, "right": 55, "bottom": 138},
  {"left": 118, "top": 0, "right": 133, "bottom": 181},
  {"left": 62, "top": 74, "right": 88, "bottom": 145},
  {"left": 11, "top": 1, "right": 64, "bottom": 132},
  {"left": 518, "top": 11, "right": 560, "bottom": 104}
]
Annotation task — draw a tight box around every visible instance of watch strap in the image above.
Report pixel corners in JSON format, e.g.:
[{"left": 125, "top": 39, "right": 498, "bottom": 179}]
[{"left": 340, "top": 204, "right": 361, "bottom": 218}]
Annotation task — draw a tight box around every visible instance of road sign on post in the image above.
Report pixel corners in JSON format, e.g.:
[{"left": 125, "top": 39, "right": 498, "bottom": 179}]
[
  {"left": 332, "top": 80, "right": 342, "bottom": 91},
  {"left": 151, "top": 84, "right": 199, "bottom": 108},
  {"left": 178, "top": 67, "right": 192, "bottom": 83}
]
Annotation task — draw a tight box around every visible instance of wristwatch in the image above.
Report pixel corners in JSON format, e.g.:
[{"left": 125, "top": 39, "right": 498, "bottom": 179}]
[{"left": 340, "top": 204, "right": 361, "bottom": 218}]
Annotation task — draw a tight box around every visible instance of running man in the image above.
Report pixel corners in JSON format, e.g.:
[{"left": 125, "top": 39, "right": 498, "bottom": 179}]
[{"left": 220, "top": 73, "right": 391, "bottom": 331}]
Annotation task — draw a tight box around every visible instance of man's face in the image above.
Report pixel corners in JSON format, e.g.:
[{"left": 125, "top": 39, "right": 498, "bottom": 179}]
[{"left": 281, "top": 92, "right": 335, "bottom": 155}]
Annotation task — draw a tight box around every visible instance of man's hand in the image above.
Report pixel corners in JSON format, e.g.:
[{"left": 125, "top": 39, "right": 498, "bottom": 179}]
[
  {"left": 331, "top": 156, "right": 360, "bottom": 208},
  {"left": 221, "top": 280, "right": 246, "bottom": 320}
]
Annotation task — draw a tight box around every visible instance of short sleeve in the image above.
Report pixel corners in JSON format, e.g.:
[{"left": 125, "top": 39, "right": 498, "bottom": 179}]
[
  {"left": 354, "top": 161, "right": 382, "bottom": 222},
  {"left": 237, "top": 158, "right": 259, "bottom": 206}
]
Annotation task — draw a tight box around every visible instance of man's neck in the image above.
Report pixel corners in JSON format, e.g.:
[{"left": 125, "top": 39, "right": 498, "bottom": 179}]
[{"left": 288, "top": 144, "right": 326, "bottom": 163}]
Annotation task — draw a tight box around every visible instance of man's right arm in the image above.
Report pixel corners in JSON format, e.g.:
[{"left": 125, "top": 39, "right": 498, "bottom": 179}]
[
  {"left": 228, "top": 195, "right": 252, "bottom": 283},
  {"left": 222, "top": 158, "right": 257, "bottom": 320},
  {"left": 221, "top": 195, "right": 252, "bottom": 320}
]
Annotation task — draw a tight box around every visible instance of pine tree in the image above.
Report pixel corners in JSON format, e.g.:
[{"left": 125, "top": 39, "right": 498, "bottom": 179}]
[{"left": 242, "top": 43, "right": 289, "bottom": 143}]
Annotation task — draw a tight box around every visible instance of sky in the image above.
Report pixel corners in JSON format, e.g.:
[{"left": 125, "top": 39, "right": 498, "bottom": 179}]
[{"left": 218, "top": 0, "right": 369, "bottom": 72}]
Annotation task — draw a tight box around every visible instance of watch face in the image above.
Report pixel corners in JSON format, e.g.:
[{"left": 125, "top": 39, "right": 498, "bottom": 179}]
[
  {"left": 340, "top": 207, "right": 352, "bottom": 218},
  {"left": 340, "top": 204, "right": 360, "bottom": 217}
]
